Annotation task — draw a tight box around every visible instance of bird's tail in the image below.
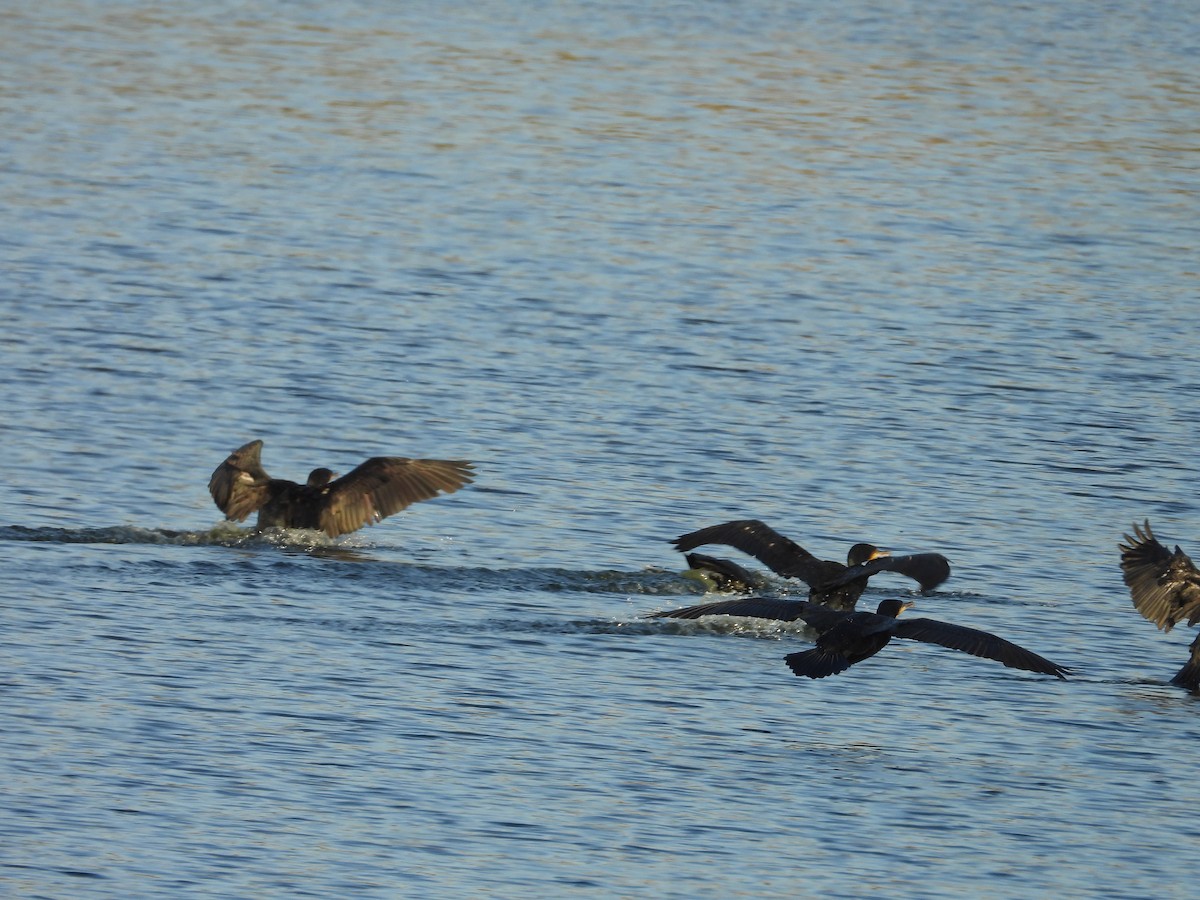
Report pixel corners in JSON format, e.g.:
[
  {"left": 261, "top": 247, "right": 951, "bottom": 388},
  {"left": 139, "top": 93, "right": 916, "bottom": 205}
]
[{"left": 784, "top": 648, "right": 852, "bottom": 679}]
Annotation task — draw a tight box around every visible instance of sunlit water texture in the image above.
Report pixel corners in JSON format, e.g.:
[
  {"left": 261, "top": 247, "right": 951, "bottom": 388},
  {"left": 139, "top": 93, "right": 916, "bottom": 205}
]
[{"left": 3, "top": 1, "right": 1199, "bottom": 897}]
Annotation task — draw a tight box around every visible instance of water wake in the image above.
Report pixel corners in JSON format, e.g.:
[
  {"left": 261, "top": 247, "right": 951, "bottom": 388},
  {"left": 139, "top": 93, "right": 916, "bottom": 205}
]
[
  {"left": 0, "top": 522, "right": 337, "bottom": 549},
  {"left": 512, "top": 615, "right": 815, "bottom": 640},
  {"left": 0, "top": 524, "right": 734, "bottom": 596}
]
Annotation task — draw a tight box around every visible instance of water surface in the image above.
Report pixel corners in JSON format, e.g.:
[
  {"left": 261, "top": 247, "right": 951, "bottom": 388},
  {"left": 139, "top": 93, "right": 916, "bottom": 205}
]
[{"left": 3, "top": 1, "right": 1199, "bottom": 897}]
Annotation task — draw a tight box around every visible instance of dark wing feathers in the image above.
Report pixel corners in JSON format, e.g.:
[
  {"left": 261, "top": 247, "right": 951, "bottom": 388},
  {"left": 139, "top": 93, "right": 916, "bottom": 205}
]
[
  {"left": 648, "top": 597, "right": 819, "bottom": 622},
  {"left": 784, "top": 647, "right": 853, "bottom": 679},
  {"left": 1119, "top": 520, "right": 1200, "bottom": 632},
  {"left": 208, "top": 439, "right": 272, "bottom": 522},
  {"left": 673, "top": 520, "right": 827, "bottom": 583},
  {"left": 319, "top": 457, "right": 475, "bottom": 537},
  {"left": 675, "top": 521, "right": 951, "bottom": 593},
  {"left": 892, "top": 617, "right": 1069, "bottom": 678},
  {"left": 790, "top": 603, "right": 873, "bottom": 634},
  {"left": 821, "top": 552, "right": 952, "bottom": 592}
]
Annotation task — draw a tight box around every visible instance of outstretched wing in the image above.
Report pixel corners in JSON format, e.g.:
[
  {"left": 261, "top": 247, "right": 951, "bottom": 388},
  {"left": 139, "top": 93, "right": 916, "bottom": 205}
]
[
  {"left": 673, "top": 520, "right": 829, "bottom": 585},
  {"left": 821, "top": 552, "right": 952, "bottom": 592},
  {"left": 1119, "top": 520, "right": 1200, "bottom": 632},
  {"left": 892, "top": 617, "right": 1070, "bottom": 678},
  {"left": 649, "top": 597, "right": 812, "bottom": 621},
  {"left": 208, "top": 439, "right": 272, "bottom": 522},
  {"left": 318, "top": 457, "right": 474, "bottom": 537}
]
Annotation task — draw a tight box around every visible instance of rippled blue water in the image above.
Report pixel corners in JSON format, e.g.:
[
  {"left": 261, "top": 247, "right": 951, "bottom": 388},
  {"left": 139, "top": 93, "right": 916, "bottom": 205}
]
[{"left": 3, "top": 1, "right": 1199, "bottom": 896}]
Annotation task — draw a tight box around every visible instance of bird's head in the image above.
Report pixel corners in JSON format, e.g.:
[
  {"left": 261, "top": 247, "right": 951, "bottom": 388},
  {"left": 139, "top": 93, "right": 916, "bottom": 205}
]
[
  {"left": 876, "top": 599, "right": 914, "bottom": 618},
  {"left": 306, "top": 467, "right": 337, "bottom": 487},
  {"left": 848, "top": 543, "right": 891, "bottom": 567}
]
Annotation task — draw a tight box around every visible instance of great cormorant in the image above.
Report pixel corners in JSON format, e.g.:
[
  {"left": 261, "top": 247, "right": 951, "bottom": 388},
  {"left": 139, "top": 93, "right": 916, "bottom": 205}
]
[
  {"left": 672, "top": 519, "right": 950, "bottom": 610},
  {"left": 650, "top": 597, "right": 1069, "bottom": 681},
  {"left": 209, "top": 439, "right": 474, "bottom": 538}
]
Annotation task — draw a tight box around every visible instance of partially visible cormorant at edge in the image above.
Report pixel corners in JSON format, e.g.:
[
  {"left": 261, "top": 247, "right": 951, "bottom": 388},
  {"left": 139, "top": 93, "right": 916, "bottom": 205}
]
[{"left": 1120, "top": 520, "right": 1200, "bottom": 692}]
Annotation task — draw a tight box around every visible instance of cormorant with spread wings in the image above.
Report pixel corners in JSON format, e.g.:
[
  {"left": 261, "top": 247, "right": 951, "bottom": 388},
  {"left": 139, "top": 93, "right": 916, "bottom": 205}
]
[
  {"left": 672, "top": 519, "right": 950, "bottom": 609},
  {"left": 209, "top": 439, "right": 474, "bottom": 538},
  {"left": 650, "top": 597, "right": 1069, "bottom": 681}
]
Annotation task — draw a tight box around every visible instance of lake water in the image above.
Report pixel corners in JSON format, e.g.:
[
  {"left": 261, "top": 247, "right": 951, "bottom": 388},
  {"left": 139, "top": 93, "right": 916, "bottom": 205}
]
[{"left": 3, "top": 1, "right": 1199, "bottom": 897}]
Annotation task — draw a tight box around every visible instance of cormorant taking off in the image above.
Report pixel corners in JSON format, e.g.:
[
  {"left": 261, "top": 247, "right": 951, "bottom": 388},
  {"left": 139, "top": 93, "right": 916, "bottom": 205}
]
[
  {"left": 1119, "top": 520, "right": 1200, "bottom": 692},
  {"left": 672, "top": 519, "right": 950, "bottom": 610},
  {"left": 650, "top": 597, "right": 1069, "bottom": 681},
  {"left": 209, "top": 439, "right": 474, "bottom": 538}
]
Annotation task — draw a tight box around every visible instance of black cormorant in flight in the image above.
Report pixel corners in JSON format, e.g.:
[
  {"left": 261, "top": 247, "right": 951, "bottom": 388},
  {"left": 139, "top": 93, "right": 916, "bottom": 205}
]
[
  {"left": 209, "top": 439, "right": 474, "bottom": 538},
  {"left": 672, "top": 519, "right": 950, "bottom": 609},
  {"left": 650, "top": 596, "right": 1069, "bottom": 681}
]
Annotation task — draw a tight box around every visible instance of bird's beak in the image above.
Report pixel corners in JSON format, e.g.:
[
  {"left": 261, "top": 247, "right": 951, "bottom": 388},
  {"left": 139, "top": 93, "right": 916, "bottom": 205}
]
[
  {"left": 870, "top": 548, "right": 892, "bottom": 560},
  {"left": 899, "top": 600, "right": 915, "bottom": 614}
]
